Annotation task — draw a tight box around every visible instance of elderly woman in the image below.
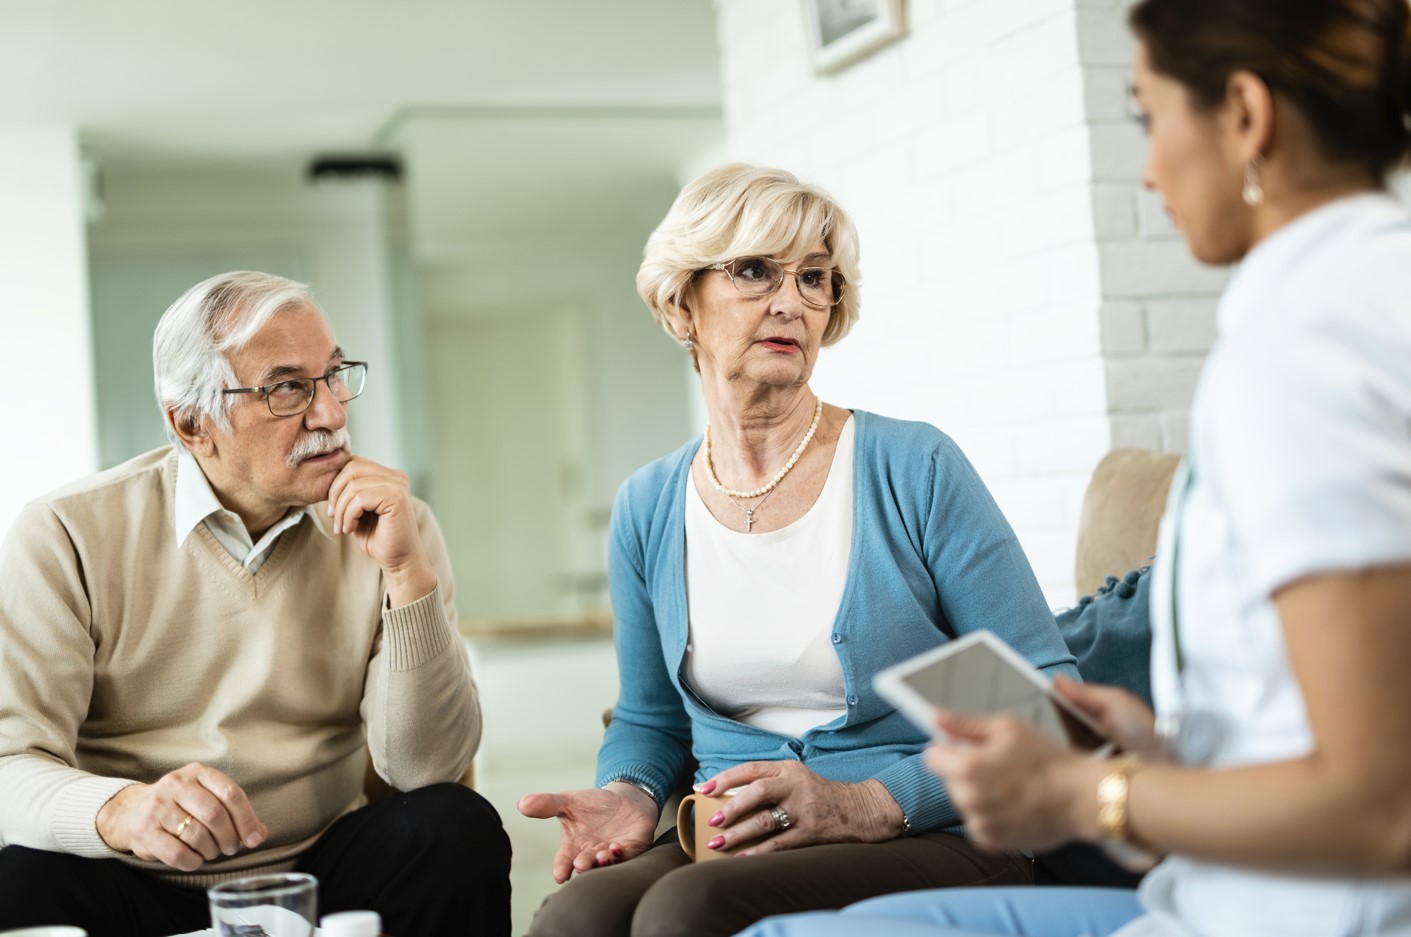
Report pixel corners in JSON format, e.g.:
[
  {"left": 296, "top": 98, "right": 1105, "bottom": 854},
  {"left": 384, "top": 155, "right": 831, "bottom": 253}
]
[
  {"left": 741, "top": 1, "right": 1411, "bottom": 936},
  {"left": 517, "top": 164, "right": 1078, "bottom": 937}
]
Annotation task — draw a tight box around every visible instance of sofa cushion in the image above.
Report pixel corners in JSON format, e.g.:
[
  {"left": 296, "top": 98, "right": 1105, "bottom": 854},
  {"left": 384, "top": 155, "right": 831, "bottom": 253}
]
[
  {"left": 1054, "top": 566, "right": 1153, "bottom": 707},
  {"left": 1075, "top": 449, "right": 1180, "bottom": 599}
]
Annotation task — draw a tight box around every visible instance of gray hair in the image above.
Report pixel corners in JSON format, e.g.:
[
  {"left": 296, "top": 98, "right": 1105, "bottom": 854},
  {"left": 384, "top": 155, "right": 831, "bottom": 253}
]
[
  {"left": 153, "top": 271, "right": 320, "bottom": 447},
  {"left": 637, "top": 164, "right": 862, "bottom": 348}
]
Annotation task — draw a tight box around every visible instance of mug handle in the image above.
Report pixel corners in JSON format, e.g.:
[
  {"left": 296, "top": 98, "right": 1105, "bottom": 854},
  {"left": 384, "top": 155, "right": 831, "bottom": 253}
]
[{"left": 676, "top": 793, "right": 699, "bottom": 860}]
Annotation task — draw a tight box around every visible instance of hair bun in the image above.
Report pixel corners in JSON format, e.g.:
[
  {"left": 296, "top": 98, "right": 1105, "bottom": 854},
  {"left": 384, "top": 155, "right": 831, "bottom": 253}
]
[
  {"left": 1399, "top": 17, "right": 1411, "bottom": 156},
  {"left": 1403, "top": 21, "right": 1411, "bottom": 133}
]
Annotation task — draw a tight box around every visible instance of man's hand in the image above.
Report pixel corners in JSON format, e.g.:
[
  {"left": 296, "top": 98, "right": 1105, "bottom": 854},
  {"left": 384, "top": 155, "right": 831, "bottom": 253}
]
[
  {"left": 96, "top": 763, "right": 268, "bottom": 872},
  {"left": 326, "top": 457, "right": 436, "bottom": 606}
]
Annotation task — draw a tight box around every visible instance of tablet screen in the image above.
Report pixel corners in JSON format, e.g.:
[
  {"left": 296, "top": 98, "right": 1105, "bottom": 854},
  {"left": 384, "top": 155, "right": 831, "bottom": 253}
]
[{"left": 896, "top": 635, "right": 1106, "bottom": 750}]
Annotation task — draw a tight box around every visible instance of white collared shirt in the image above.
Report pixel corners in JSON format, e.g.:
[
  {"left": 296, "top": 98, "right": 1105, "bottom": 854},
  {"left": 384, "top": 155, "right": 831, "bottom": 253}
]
[{"left": 174, "top": 447, "right": 307, "bottom": 573}]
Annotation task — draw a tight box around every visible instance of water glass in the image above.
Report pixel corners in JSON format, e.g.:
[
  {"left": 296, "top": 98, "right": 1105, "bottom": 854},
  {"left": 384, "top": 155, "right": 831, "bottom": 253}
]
[{"left": 208, "top": 872, "right": 317, "bottom": 937}]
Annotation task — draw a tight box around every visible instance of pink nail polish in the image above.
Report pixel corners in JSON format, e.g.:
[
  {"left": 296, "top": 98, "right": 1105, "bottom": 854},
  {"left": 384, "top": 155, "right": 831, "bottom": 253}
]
[
  {"left": 610, "top": 846, "right": 623, "bottom": 857},
  {"left": 699, "top": 780, "right": 717, "bottom": 794},
  {"left": 707, "top": 835, "right": 725, "bottom": 850},
  {"left": 708, "top": 811, "right": 724, "bottom": 827}
]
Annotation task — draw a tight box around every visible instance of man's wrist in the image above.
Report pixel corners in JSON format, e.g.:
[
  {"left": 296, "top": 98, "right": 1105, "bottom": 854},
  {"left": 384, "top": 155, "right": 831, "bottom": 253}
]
[
  {"left": 95, "top": 782, "right": 141, "bottom": 852},
  {"left": 383, "top": 559, "right": 437, "bottom": 609}
]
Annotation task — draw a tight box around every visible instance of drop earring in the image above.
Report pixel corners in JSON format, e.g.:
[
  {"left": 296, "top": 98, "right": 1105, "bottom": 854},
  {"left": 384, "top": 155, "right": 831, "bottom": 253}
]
[
  {"left": 1242, "top": 155, "right": 1265, "bottom": 207},
  {"left": 682, "top": 335, "right": 694, "bottom": 351}
]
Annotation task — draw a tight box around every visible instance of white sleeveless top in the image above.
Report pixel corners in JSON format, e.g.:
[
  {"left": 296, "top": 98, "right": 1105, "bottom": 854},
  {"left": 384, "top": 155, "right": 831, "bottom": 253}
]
[{"left": 682, "top": 415, "right": 855, "bottom": 738}]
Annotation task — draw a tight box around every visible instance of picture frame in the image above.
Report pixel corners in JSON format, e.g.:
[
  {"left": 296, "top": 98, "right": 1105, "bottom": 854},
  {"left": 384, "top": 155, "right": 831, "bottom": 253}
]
[{"left": 802, "top": 0, "right": 906, "bottom": 75}]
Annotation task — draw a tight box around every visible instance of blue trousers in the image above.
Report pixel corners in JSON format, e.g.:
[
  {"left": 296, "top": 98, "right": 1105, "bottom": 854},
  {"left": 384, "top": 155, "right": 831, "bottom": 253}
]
[{"left": 739, "top": 886, "right": 1145, "bottom": 937}]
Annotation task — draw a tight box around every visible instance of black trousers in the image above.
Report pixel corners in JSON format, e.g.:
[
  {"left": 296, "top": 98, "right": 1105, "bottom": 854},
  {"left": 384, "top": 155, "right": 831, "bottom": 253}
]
[{"left": 0, "top": 783, "right": 511, "bottom": 937}]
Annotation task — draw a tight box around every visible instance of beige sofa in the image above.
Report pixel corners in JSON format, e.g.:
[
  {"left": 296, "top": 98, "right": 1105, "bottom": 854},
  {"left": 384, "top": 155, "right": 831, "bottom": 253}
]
[{"left": 1074, "top": 448, "right": 1182, "bottom": 600}]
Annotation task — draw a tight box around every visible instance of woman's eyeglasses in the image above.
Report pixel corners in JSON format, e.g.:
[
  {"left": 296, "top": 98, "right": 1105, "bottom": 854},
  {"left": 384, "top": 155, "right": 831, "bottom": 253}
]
[{"left": 706, "top": 258, "right": 845, "bottom": 308}]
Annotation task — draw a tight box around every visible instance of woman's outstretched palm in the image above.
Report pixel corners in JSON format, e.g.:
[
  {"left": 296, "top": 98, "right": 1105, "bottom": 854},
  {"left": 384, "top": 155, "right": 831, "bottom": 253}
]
[{"left": 518, "top": 787, "right": 657, "bottom": 883}]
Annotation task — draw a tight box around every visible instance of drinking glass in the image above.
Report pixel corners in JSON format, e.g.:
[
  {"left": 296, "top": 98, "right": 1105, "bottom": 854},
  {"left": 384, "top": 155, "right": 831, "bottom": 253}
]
[{"left": 208, "top": 872, "right": 317, "bottom": 937}]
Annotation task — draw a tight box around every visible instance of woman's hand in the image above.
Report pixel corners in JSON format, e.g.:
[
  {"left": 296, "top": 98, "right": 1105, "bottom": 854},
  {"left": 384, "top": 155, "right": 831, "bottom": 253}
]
[
  {"left": 694, "top": 761, "right": 906, "bottom": 856},
  {"left": 517, "top": 785, "right": 658, "bottom": 883},
  {"left": 926, "top": 708, "right": 1106, "bottom": 852},
  {"left": 1052, "top": 674, "right": 1166, "bottom": 760}
]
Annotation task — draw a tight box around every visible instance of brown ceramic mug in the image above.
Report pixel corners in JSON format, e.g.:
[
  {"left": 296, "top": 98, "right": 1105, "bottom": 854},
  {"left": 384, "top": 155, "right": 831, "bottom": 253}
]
[{"left": 676, "top": 786, "right": 745, "bottom": 862}]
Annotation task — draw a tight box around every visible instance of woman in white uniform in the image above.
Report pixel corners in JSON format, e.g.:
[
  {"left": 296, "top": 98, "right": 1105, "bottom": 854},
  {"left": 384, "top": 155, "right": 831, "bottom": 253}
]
[{"left": 739, "top": 0, "right": 1411, "bottom": 935}]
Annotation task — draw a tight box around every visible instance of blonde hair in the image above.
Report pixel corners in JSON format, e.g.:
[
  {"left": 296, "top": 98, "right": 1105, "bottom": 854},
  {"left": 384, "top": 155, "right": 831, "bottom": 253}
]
[{"left": 636, "top": 164, "right": 861, "bottom": 347}]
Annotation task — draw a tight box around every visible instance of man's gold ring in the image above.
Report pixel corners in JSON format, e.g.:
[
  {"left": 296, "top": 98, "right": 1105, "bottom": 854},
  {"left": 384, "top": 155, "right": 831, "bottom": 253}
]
[{"left": 175, "top": 814, "right": 194, "bottom": 838}]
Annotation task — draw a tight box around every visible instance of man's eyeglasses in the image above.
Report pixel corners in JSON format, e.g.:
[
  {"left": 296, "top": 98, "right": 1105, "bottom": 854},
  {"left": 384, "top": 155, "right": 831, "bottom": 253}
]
[
  {"left": 706, "top": 257, "right": 846, "bottom": 308},
  {"left": 221, "top": 362, "right": 368, "bottom": 417}
]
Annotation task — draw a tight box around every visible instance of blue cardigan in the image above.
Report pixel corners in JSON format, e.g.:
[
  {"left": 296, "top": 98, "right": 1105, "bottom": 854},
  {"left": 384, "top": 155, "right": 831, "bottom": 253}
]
[{"left": 596, "top": 411, "right": 1078, "bottom": 834}]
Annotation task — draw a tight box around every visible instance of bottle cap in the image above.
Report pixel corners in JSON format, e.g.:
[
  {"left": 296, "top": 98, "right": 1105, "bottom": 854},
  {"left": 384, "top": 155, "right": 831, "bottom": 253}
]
[{"left": 320, "top": 910, "right": 382, "bottom": 937}]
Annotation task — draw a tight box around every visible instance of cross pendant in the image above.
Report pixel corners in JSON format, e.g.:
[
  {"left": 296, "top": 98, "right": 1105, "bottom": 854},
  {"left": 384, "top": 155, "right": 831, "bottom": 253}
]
[{"left": 744, "top": 509, "right": 754, "bottom": 532}]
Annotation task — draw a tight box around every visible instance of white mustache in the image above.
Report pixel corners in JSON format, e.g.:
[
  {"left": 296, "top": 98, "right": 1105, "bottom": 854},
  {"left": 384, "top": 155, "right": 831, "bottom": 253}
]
[{"left": 286, "top": 428, "right": 350, "bottom": 467}]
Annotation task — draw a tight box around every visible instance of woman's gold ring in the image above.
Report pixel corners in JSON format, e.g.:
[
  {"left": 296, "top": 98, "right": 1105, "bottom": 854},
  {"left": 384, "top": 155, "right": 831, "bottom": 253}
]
[{"left": 175, "top": 814, "right": 194, "bottom": 838}]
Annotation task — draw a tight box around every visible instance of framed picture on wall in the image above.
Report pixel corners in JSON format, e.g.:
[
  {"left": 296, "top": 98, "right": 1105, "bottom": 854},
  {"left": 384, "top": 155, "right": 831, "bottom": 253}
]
[{"left": 803, "top": 0, "right": 906, "bottom": 74}]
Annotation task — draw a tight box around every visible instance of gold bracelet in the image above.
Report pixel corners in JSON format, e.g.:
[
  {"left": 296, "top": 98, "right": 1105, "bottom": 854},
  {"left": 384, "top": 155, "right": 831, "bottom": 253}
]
[{"left": 1096, "top": 754, "right": 1142, "bottom": 841}]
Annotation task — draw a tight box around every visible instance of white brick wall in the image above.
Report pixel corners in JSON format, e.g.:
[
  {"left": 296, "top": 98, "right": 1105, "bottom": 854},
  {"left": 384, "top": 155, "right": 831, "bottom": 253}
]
[
  {"left": 714, "top": 0, "right": 1105, "bottom": 602},
  {"left": 712, "top": 0, "right": 1227, "bottom": 601},
  {"left": 1079, "top": 2, "right": 1227, "bottom": 461}
]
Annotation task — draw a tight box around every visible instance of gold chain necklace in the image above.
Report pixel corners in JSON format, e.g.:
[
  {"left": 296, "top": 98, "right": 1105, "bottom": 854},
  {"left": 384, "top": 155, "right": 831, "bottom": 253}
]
[{"left": 704, "top": 395, "right": 823, "bottom": 510}]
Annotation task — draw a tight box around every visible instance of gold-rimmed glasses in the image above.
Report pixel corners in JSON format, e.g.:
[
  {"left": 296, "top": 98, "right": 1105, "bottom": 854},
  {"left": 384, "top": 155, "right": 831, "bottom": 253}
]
[{"left": 706, "top": 257, "right": 845, "bottom": 308}]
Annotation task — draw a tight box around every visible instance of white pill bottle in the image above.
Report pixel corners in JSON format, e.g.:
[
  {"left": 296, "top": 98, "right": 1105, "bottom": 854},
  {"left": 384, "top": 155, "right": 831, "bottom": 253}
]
[{"left": 320, "top": 910, "right": 383, "bottom": 937}]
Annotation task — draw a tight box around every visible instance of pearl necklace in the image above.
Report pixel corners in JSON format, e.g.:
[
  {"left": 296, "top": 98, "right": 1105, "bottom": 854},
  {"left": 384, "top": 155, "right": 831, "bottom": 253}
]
[
  {"left": 719, "top": 481, "right": 782, "bottom": 533},
  {"left": 704, "top": 396, "right": 824, "bottom": 501}
]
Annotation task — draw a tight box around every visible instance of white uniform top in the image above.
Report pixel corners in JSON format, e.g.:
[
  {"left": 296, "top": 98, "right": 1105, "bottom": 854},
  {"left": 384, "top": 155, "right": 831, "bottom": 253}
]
[
  {"left": 1127, "top": 193, "right": 1411, "bottom": 937},
  {"left": 683, "top": 416, "right": 855, "bottom": 738}
]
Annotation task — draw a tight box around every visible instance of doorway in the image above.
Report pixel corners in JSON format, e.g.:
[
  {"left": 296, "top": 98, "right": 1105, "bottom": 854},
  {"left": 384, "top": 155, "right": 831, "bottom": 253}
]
[{"left": 426, "top": 307, "right": 588, "bottom": 626}]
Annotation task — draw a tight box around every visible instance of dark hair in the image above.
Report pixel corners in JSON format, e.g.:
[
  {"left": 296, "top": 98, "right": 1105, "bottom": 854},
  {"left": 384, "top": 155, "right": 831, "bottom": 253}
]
[{"left": 1130, "top": 0, "right": 1411, "bottom": 179}]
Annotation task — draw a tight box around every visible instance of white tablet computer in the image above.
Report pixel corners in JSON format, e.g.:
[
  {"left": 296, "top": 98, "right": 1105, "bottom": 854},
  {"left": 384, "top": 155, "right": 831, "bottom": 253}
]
[{"left": 873, "top": 629, "right": 1109, "bottom": 752}]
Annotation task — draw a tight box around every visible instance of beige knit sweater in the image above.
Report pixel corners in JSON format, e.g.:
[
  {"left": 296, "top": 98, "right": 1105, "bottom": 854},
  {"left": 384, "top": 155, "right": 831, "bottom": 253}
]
[{"left": 0, "top": 447, "right": 481, "bottom": 886}]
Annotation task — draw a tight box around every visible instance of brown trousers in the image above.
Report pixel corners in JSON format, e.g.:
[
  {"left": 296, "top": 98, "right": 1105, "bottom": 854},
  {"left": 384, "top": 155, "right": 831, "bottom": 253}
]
[{"left": 524, "top": 829, "right": 1032, "bottom": 937}]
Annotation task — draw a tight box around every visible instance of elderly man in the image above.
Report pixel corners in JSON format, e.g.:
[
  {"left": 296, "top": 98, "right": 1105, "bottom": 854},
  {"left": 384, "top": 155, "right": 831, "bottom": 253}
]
[{"left": 0, "top": 271, "right": 510, "bottom": 936}]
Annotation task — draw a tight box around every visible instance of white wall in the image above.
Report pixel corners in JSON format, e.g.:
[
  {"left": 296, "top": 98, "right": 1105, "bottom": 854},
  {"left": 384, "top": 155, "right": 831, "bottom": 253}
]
[
  {"left": 714, "top": 0, "right": 1118, "bottom": 601},
  {"left": 0, "top": 126, "right": 98, "bottom": 533},
  {"left": 1076, "top": 2, "right": 1229, "bottom": 455},
  {"left": 713, "top": 1, "right": 1411, "bottom": 603}
]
